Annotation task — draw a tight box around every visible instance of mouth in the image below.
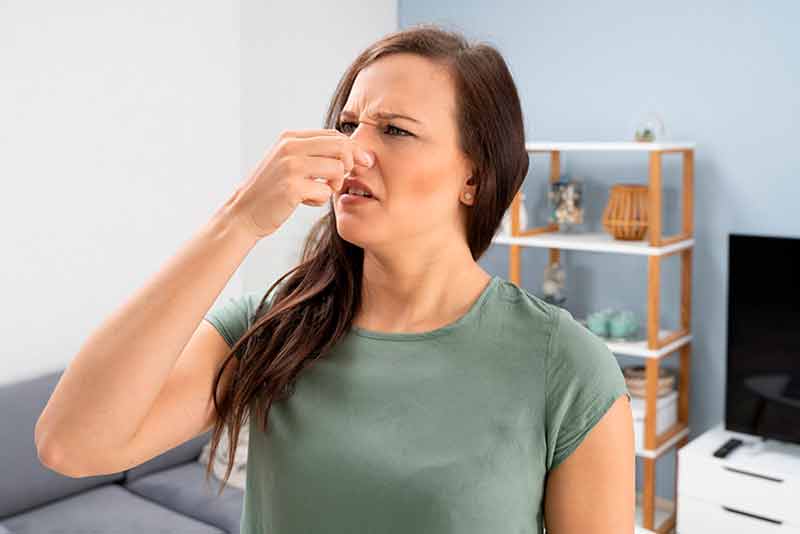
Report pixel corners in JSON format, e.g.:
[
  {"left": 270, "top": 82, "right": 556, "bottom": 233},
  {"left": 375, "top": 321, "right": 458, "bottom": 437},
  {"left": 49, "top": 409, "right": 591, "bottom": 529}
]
[
  {"left": 340, "top": 177, "right": 377, "bottom": 200},
  {"left": 338, "top": 191, "right": 378, "bottom": 205},
  {"left": 340, "top": 191, "right": 376, "bottom": 199}
]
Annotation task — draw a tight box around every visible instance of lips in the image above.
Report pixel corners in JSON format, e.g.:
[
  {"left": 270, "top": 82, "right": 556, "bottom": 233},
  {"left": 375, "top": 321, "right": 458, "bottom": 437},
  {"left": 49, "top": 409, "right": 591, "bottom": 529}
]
[{"left": 341, "top": 177, "right": 377, "bottom": 200}]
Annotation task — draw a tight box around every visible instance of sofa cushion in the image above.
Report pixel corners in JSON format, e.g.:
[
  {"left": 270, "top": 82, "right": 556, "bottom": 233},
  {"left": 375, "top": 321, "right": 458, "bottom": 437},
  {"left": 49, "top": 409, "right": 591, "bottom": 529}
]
[
  {"left": 1, "top": 483, "right": 225, "bottom": 534},
  {"left": 124, "top": 461, "right": 243, "bottom": 534},
  {"left": 0, "top": 369, "right": 124, "bottom": 518}
]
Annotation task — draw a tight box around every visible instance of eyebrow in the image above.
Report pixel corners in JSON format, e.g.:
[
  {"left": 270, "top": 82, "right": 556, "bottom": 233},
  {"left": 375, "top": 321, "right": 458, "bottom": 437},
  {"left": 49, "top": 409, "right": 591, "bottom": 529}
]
[{"left": 339, "top": 110, "right": 422, "bottom": 125}]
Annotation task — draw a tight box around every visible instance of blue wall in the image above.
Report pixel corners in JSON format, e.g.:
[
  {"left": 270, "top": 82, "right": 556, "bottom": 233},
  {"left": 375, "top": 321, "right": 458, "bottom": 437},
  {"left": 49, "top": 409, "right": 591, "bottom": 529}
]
[{"left": 400, "top": 0, "right": 799, "bottom": 498}]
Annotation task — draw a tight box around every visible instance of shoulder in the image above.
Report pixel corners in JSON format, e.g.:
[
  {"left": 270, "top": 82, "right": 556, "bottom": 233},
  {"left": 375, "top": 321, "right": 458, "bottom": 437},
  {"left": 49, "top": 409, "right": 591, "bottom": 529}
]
[
  {"left": 490, "top": 278, "right": 618, "bottom": 375},
  {"left": 483, "top": 277, "right": 620, "bottom": 371},
  {"left": 203, "top": 283, "right": 281, "bottom": 349},
  {"left": 547, "top": 304, "right": 623, "bottom": 385},
  {"left": 542, "top": 302, "right": 630, "bottom": 471},
  {"left": 489, "top": 277, "right": 560, "bottom": 342}
]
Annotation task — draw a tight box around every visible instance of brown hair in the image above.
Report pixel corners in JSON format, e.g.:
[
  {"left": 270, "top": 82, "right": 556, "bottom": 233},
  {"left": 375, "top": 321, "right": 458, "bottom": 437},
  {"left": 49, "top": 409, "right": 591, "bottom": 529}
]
[{"left": 203, "top": 23, "right": 529, "bottom": 494}]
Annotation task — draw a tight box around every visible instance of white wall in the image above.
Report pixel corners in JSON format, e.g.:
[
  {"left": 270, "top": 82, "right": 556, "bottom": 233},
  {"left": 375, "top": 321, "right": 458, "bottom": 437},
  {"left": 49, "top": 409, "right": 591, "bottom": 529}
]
[
  {"left": 0, "top": 1, "right": 397, "bottom": 386},
  {"left": 0, "top": 2, "right": 241, "bottom": 386}
]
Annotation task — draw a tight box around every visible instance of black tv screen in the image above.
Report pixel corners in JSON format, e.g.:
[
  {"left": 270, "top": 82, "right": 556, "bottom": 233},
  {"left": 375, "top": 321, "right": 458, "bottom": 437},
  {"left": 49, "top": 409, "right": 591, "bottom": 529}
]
[{"left": 725, "top": 233, "right": 800, "bottom": 445}]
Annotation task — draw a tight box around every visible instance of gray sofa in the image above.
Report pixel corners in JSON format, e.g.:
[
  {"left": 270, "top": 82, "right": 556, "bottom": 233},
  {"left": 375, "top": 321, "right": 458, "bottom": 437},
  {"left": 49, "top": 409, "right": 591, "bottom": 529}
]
[{"left": 0, "top": 369, "right": 243, "bottom": 534}]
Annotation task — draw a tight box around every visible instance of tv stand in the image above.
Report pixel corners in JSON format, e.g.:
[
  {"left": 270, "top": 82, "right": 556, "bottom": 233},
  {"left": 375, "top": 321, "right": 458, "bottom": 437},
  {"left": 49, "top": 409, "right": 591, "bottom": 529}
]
[{"left": 677, "top": 422, "right": 800, "bottom": 532}]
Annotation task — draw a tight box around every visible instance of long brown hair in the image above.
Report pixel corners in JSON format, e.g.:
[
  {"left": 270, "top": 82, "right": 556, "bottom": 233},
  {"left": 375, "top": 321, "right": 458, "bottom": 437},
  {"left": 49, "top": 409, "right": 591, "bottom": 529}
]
[{"left": 203, "top": 23, "right": 530, "bottom": 495}]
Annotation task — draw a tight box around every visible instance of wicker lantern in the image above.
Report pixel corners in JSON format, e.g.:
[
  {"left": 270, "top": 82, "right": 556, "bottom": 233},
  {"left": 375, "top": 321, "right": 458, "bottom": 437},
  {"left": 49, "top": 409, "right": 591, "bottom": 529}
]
[{"left": 602, "top": 184, "right": 649, "bottom": 240}]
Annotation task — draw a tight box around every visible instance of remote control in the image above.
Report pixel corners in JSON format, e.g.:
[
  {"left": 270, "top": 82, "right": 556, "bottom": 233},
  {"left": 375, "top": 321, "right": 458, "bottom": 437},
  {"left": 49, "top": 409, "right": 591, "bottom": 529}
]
[{"left": 713, "top": 438, "right": 743, "bottom": 458}]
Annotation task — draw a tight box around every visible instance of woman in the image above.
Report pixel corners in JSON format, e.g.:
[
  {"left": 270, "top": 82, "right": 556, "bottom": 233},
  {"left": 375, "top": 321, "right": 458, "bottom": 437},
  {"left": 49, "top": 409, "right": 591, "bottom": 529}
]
[
  {"left": 38, "top": 23, "right": 634, "bottom": 534},
  {"left": 207, "top": 24, "right": 635, "bottom": 533}
]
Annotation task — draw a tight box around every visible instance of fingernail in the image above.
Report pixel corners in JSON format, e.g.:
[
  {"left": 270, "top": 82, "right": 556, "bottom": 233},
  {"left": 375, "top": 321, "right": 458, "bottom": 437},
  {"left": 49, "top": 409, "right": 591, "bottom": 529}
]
[{"left": 360, "top": 151, "right": 373, "bottom": 167}]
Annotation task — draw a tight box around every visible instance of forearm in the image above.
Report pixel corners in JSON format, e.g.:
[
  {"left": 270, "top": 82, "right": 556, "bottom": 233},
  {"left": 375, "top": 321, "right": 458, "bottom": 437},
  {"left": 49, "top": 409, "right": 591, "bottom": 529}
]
[{"left": 35, "top": 191, "right": 258, "bottom": 462}]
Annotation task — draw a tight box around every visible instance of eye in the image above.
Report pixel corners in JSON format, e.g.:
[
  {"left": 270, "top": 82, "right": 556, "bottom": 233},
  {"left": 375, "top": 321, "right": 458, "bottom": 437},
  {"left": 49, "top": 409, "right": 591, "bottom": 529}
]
[
  {"left": 337, "top": 121, "right": 412, "bottom": 137},
  {"left": 385, "top": 124, "right": 412, "bottom": 137},
  {"left": 337, "top": 121, "right": 357, "bottom": 134}
]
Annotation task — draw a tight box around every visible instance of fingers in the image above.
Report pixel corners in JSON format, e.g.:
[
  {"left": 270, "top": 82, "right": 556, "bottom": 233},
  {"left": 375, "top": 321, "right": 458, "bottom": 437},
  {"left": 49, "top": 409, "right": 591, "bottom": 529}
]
[
  {"left": 277, "top": 128, "right": 374, "bottom": 204},
  {"left": 279, "top": 128, "right": 347, "bottom": 140},
  {"left": 298, "top": 176, "right": 336, "bottom": 206},
  {"left": 324, "top": 168, "right": 349, "bottom": 195},
  {"left": 297, "top": 152, "right": 356, "bottom": 194},
  {"left": 291, "top": 134, "right": 373, "bottom": 179}
]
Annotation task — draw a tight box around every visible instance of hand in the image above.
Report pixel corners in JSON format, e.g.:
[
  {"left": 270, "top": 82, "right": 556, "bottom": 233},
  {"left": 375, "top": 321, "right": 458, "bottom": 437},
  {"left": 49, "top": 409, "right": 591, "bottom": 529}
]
[{"left": 229, "top": 128, "right": 374, "bottom": 240}]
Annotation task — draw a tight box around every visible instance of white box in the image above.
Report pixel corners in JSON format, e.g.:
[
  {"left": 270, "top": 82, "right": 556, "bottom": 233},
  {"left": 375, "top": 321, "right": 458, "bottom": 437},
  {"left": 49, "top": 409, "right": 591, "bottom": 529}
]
[{"left": 630, "top": 389, "right": 678, "bottom": 450}]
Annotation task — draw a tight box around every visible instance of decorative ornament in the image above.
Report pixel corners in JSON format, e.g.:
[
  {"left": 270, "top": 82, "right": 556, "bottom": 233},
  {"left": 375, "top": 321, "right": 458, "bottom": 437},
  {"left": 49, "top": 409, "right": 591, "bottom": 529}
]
[
  {"left": 632, "top": 111, "right": 667, "bottom": 142},
  {"left": 541, "top": 261, "right": 567, "bottom": 305},
  {"left": 548, "top": 178, "right": 584, "bottom": 233}
]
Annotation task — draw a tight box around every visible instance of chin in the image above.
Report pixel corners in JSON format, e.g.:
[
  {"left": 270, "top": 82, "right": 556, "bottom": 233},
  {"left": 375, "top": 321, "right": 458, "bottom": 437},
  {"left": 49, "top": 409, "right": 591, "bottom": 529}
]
[
  {"left": 335, "top": 225, "right": 370, "bottom": 248},
  {"left": 334, "top": 218, "right": 378, "bottom": 248}
]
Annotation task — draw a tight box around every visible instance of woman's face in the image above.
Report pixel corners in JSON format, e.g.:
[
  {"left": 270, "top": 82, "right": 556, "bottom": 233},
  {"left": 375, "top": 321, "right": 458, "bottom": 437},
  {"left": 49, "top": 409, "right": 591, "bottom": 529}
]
[{"left": 332, "top": 53, "right": 474, "bottom": 250}]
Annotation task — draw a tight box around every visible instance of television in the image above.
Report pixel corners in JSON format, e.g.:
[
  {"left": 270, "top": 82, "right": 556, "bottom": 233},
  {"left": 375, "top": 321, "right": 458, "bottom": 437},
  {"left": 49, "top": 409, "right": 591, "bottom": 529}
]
[{"left": 725, "top": 233, "right": 800, "bottom": 445}]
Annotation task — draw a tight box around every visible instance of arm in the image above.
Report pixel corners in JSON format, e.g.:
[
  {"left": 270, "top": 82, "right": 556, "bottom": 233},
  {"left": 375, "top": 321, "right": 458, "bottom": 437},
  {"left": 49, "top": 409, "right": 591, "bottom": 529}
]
[
  {"left": 35, "top": 190, "right": 259, "bottom": 475},
  {"left": 543, "top": 393, "right": 635, "bottom": 533},
  {"left": 542, "top": 306, "right": 635, "bottom": 533}
]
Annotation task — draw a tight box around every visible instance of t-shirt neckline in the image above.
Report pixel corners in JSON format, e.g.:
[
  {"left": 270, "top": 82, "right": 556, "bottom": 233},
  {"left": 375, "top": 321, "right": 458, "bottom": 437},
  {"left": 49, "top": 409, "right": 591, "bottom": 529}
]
[{"left": 349, "top": 275, "right": 500, "bottom": 341}]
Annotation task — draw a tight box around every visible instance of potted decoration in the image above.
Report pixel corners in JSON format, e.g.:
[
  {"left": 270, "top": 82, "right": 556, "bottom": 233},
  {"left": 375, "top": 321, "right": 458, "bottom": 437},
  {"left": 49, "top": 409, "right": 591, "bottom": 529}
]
[{"left": 632, "top": 111, "right": 666, "bottom": 142}]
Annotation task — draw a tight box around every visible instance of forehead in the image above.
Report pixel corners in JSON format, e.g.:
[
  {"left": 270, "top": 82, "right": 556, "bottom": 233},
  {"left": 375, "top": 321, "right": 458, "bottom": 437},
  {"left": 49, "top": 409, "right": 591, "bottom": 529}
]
[{"left": 342, "top": 53, "right": 456, "bottom": 127}]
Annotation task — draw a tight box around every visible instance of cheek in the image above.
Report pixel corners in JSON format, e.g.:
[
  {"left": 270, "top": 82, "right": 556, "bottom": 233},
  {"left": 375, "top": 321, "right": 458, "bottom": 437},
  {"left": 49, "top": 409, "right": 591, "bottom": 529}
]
[
  {"left": 385, "top": 166, "right": 441, "bottom": 203},
  {"left": 379, "top": 149, "right": 462, "bottom": 216},
  {"left": 384, "top": 174, "right": 459, "bottom": 224}
]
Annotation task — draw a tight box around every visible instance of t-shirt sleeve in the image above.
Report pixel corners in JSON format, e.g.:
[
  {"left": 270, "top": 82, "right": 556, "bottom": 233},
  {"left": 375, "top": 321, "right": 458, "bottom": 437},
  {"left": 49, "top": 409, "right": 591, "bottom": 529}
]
[
  {"left": 203, "top": 286, "right": 279, "bottom": 353},
  {"left": 544, "top": 306, "right": 631, "bottom": 472}
]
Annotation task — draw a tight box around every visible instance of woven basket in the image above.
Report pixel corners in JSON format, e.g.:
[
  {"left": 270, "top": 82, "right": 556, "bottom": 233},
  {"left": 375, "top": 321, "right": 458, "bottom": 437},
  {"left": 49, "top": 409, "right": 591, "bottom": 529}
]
[
  {"left": 623, "top": 365, "right": 676, "bottom": 398},
  {"left": 602, "top": 184, "right": 649, "bottom": 240}
]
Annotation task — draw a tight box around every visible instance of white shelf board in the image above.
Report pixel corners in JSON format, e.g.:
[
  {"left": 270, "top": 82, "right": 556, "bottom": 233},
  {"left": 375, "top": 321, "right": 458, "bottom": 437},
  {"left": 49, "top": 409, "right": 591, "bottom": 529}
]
[
  {"left": 527, "top": 141, "right": 695, "bottom": 152},
  {"left": 636, "top": 425, "right": 690, "bottom": 459},
  {"left": 603, "top": 330, "right": 692, "bottom": 359},
  {"left": 492, "top": 232, "right": 694, "bottom": 256}
]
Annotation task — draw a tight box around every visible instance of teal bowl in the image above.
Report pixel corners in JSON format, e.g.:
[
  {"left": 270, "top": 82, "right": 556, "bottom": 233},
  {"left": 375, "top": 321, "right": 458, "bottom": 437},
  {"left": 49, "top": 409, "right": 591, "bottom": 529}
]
[
  {"left": 609, "top": 310, "right": 639, "bottom": 339},
  {"left": 586, "top": 310, "right": 612, "bottom": 337}
]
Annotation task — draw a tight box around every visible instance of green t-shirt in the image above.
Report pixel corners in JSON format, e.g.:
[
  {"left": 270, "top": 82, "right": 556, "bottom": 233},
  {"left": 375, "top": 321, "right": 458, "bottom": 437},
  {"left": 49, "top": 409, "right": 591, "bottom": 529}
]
[{"left": 204, "top": 275, "right": 630, "bottom": 534}]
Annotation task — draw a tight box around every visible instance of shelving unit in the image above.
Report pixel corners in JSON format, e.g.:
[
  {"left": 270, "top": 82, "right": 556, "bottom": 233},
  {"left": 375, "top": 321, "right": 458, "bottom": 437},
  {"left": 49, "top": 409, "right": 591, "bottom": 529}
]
[{"left": 492, "top": 141, "right": 696, "bottom": 534}]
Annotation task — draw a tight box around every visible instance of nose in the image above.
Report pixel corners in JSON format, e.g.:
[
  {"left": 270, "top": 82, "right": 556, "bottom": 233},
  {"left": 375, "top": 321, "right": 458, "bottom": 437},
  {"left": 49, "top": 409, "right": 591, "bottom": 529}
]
[{"left": 348, "top": 122, "right": 378, "bottom": 169}]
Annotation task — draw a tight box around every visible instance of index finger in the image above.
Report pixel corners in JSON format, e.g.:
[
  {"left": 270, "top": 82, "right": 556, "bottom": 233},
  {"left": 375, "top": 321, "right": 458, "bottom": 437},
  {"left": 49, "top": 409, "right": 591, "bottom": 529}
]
[
  {"left": 302, "top": 134, "right": 372, "bottom": 177},
  {"left": 280, "top": 128, "right": 348, "bottom": 140}
]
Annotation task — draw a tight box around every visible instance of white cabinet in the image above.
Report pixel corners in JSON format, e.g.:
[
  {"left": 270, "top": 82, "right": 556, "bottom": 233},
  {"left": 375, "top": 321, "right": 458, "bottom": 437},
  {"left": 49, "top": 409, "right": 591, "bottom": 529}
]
[
  {"left": 678, "top": 496, "right": 800, "bottom": 534},
  {"left": 677, "top": 423, "right": 800, "bottom": 533}
]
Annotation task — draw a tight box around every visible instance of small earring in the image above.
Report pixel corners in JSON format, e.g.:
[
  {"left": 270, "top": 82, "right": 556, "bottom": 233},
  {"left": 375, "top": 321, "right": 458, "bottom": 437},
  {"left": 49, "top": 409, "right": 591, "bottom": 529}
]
[{"left": 464, "top": 192, "right": 473, "bottom": 200}]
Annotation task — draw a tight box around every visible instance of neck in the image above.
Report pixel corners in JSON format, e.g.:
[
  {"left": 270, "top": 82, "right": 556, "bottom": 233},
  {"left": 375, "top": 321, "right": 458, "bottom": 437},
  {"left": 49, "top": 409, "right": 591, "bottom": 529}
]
[{"left": 354, "top": 243, "right": 492, "bottom": 333}]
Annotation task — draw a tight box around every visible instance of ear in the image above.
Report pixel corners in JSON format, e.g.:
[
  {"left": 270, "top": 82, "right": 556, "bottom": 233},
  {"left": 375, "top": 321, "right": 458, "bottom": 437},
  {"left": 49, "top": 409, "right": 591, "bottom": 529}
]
[{"left": 461, "top": 175, "right": 477, "bottom": 206}]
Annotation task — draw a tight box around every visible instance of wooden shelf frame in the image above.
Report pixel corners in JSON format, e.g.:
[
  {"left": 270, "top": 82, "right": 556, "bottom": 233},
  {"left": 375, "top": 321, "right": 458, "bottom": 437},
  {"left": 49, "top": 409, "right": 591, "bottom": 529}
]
[
  {"left": 509, "top": 144, "right": 695, "bottom": 270},
  {"left": 635, "top": 491, "right": 678, "bottom": 534},
  {"left": 639, "top": 346, "right": 691, "bottom": 452},
  {"left": 637, "top": 421, "right": 690, "bottom": 460},
  {"left": 504, "top": 143, "right": 695, "bottom": 533}
]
